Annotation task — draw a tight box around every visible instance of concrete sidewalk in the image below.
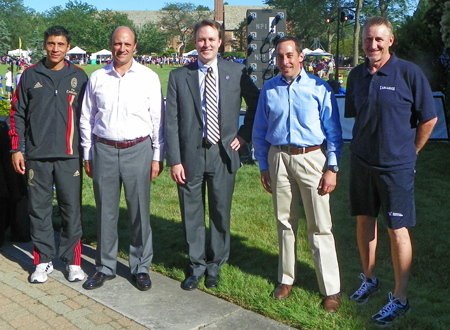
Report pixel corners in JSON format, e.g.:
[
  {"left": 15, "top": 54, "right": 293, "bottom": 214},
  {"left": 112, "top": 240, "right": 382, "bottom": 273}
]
[{"left": 0, "top": 238, "right": 294, "bottom": 330}]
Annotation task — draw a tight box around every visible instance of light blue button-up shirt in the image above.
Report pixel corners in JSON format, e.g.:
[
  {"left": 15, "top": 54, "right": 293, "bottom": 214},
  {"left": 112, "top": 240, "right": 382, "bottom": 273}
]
[{"left": 252, "top": 68, "right": 343, "bottom": 171}]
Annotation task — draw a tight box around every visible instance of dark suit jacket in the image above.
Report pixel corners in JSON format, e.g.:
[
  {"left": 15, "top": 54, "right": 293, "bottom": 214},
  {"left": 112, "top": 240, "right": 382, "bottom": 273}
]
[{"left": 165, "top": 59, "right": 259, "bottom": 181}]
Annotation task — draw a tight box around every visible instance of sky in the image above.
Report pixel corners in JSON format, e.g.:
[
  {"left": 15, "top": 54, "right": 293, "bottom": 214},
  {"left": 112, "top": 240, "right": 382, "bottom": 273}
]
[{"left": 22, "top": 0, "right": 268, "bottom": 13}]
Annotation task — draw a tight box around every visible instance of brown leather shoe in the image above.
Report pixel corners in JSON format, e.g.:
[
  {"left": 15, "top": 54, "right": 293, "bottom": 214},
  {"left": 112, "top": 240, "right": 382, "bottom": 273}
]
[
  {"left": 323, "top": 293, "right": 341, "bottom": 313},
  {"left": 274, "top": 283, "right": 293, "bottom": 300}
]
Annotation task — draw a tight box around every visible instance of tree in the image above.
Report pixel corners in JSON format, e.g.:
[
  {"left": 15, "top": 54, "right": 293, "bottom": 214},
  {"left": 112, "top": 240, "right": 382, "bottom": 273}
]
[
  {"left": 265, "top": 0, "right": 332, "bottom": 46},
  {"left": 0, "top": 20, "right": 11, "bottom": 52},
  {"left": 352, "top": 0, "right": 364, "bottom": 67},
  {"left": 27, "top": 27, "right": 46, "bottom": 62},
  {"left": 394, "top": 0, "right": 449, "bottom": 111},
  {"left": 232, "top": 18, "right": 247, "bottom": 52},
  {"left": 0, "top": 0, "right": 40, "bottom": 50},
  {"left": 442, "top": 1, "right": 450, "bottom": 48},
  {"left": 89, "top": 10, "right": 136, "bottom": 53},
  {"left": 136, "top": 22, "right": 167, "bottom": 55},
  {"left": 159, "top": 2, "right": 212, "bottom": 55},
  {"left": 45, "top": 0, "right": 98, "bottom": 50}
]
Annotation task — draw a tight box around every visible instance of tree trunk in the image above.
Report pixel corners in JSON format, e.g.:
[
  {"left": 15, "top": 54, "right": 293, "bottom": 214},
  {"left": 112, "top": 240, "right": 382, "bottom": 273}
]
[{"left": 353, "top": 0, "right": 364, "bottom": 67}]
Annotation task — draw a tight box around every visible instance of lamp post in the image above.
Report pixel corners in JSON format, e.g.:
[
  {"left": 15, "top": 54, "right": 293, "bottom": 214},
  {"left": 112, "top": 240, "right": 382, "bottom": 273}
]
[{"left": 333, "top": 6, "right": 354, "bottom": 81}]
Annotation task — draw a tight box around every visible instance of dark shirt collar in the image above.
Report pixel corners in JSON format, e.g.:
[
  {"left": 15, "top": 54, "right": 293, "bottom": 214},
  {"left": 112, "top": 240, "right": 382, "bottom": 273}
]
[{"left": 363, "top": 52, "right": 398, "bottom": 77}]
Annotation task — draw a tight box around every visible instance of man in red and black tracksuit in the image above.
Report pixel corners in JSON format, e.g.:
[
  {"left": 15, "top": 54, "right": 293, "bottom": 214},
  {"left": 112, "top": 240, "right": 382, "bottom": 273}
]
[{"left": 9, "top": 26, "right": 88, "bottom": 283}]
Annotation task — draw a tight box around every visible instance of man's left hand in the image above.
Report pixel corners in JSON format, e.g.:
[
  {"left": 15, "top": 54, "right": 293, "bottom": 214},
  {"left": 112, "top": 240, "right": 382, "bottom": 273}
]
[
  {"left": 151, "top": 161, "right": 163, "bottom": 181},
  {"left": 318, "top": 170, "right": 337, "bottom": 196},
  {"left": 230, "top": 136, "right": 245, "bottom": 151}
]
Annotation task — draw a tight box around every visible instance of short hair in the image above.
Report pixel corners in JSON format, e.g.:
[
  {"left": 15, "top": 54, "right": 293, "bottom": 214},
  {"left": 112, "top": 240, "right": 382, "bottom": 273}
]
[
  {"left": 193, "top": 20, "right": 223, "bottom": 40},
  {"left": 44, "top": 26, "right": 71, "bottom": 44},
  {"left": 275, "top": 36, "right": 303, "bottom": 55},
  {"left": 363, "top": 16, "right": 394, "bottom": 36},
  {"left": 110, "top": 26, "right": 137, "bottom": 45}
]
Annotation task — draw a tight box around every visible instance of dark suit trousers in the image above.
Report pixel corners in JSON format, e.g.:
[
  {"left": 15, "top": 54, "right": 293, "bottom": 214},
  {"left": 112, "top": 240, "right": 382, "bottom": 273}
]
[
  {"left": 92, "top": 138, "right": 153, "bottom": 276},
  {"left": 178, "top": 143, "right": 236, "bottom": 277}
]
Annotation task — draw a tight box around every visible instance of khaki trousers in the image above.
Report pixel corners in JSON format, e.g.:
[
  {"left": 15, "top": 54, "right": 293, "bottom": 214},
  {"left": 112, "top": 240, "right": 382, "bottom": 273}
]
[{"left": 268, "top": 146, "right": 340, "bottom": 296}]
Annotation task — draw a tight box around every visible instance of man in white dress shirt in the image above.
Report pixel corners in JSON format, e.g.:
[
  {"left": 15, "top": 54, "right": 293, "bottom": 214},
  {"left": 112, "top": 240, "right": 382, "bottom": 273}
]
[{"left": 80, "top": 26, "right": 164, "bottom": 291}]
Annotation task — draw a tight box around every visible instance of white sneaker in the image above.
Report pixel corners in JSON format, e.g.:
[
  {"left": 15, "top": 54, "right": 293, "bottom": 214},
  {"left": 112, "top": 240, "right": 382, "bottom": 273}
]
[
  {"left": 66, "top": 265, "right": 85, "bottom": 282},
  {"left": 30, "top": 262, "right": 54, "bottom": 283}
]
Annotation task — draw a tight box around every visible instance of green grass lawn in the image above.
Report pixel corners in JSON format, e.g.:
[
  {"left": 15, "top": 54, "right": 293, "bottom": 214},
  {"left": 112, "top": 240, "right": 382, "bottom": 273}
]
[
  {"left": 77, "top": 142, "right": 450, "bottom": 330},
  {"left": 1, "top": 63, "right": 175, "bottom": 98},
  {"left": 77, "top": 63, "right": 174, "bottom": 97}
]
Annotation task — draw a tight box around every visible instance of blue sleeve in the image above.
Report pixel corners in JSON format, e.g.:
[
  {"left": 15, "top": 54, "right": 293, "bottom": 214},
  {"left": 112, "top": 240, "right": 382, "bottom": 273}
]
[
  {"left": 320, "top": 87, "right": 343, "bottom": 166},
  {"left": 252, "top": 87, "right": 271, "bottom": 171}
]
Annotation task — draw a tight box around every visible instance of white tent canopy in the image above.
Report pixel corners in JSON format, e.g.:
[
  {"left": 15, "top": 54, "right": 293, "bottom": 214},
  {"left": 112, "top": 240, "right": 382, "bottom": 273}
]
[
  {"left": 182, "top": 49, "right": 198, "bottom": 57},
  {"left": 91, "top": 49, "right": 112, "bottom": 58},
  {"left": 8, "top": 49, "right": 29, "bottom": 57},
  {"left": 305, "top": 48, "right": 333, "bottom": 57},
  {"left": 67, "top": 46, "right": 86, "bottom": 55}
]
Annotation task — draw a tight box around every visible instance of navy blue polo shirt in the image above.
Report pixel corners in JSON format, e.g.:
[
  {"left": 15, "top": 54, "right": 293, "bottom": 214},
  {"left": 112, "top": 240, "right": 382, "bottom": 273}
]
[{"left": 345, "top": 53, "right": 437, "bottom": 170}]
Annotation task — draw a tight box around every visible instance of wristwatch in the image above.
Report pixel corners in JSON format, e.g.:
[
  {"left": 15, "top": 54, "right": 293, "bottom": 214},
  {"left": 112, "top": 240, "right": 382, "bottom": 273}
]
[{"left": 327, "top": 165, "right": 339, "bottom": 173}]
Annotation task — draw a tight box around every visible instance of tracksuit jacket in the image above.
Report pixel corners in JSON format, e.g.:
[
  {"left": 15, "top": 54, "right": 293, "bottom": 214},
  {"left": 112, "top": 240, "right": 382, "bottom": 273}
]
[{"left": 9, "top": 59, "right": 88, "bottom": 159}]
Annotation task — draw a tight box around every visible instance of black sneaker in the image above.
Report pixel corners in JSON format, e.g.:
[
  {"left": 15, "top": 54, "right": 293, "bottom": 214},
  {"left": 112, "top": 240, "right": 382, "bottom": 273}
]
[
  {"left": 349, "top": 273, "right": 379, "bottom": 304},
  {"left": 372, "top": 292, "right": 411, "bottom": 327}
]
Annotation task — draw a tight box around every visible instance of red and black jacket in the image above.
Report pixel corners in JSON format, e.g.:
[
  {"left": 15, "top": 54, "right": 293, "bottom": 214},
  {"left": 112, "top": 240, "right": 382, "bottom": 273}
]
[{"left": 9, "top": 59, "right": 88, "bottom": 160}]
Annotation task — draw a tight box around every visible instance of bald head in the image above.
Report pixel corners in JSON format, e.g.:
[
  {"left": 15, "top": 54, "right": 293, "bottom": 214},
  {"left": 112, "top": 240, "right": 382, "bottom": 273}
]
[{"left": 110, "top": 26, "right": 137, "bottom": 46}]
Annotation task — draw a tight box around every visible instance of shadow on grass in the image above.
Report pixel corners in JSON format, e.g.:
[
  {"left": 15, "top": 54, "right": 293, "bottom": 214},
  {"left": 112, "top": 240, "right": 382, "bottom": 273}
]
[{"left": 79, "top": 203, "right": 320, "bottom": 295}]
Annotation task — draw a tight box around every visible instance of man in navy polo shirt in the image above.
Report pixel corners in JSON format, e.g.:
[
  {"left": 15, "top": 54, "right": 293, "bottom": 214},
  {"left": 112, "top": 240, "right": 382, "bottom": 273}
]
[{"left": 345, "top": 16, "right": 437, "bottom": 327}]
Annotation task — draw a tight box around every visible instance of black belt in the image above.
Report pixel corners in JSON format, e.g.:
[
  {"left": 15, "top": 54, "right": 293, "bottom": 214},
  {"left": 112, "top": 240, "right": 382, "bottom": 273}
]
[
  {"left": 276, "top": 145, "right": 321, "bottom": 155},
  {"left": 202, "top": 138, "right": 219, "bottom": 149},
  {"left": 95, "top": 135, "right": 149, "bottom": 149}
]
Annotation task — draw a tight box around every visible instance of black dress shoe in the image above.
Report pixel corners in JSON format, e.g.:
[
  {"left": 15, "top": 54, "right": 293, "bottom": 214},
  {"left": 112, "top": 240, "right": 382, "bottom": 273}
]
[
  {"left": 181, "top": 275, "right": 201, "bottom": 291},
  {"left": 83, "top": 272, "right": 115, "bottom": 290},
  {"left": 205, "top": 275, "right": 219, "bottom": 289},
  {"left": 132, "top": 273, "right": 152, "bottom": 291}
]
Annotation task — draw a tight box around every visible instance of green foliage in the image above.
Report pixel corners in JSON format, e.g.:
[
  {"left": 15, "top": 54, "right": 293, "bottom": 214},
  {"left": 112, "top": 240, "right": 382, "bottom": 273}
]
[
  {"left": 441, "top": 1, "right": 450, "bottom": 48},
  {"left": 0, "top": 0, "right": 40, "bottom": 50},
  {"left": 160, "top": 2, "right": 212, "bottom": 55},
  {"left": 136, "top": 22, "right": 167, "bottom": 55},
  {"left": 89, "top": 10, "right": 136, "bottom": 53},
  {"left": 0, "top": 100, "right": 11, "bottom": 116},
  {"left": 394, "top": 0, "right": 449, "bottom": 113},
  {"left": 28, "top": 28, "right": 45, "bottom": 63},
  {"left": 45, "top": 1, "right": 98, "bottom": 52},
  {"left": 0, "top": 20, "right": 11, "bottom": 51}
]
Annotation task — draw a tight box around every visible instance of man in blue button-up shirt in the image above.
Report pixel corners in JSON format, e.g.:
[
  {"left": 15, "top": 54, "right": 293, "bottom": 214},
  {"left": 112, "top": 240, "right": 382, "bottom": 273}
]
[{"left": 252, "top": 36, "right": 343, "bottom": 312}]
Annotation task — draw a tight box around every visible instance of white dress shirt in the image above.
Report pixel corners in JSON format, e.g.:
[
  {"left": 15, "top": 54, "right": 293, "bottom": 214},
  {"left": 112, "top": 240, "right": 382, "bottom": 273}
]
[{"left": 80, "top": 60, "right": 164, "bottom": 161}]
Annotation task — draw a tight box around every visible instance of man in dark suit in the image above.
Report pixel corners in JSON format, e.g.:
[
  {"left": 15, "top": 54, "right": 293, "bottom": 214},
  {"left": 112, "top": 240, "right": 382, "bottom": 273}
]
[{"left": 165, "top": 19, "right": 259, "bottom": 291}]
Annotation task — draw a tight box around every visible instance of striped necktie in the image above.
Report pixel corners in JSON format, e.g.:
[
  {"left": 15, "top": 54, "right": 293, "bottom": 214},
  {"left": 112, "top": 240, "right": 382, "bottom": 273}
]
[{"left": 205, "top": 67, "right": 220, "bottom": 145}]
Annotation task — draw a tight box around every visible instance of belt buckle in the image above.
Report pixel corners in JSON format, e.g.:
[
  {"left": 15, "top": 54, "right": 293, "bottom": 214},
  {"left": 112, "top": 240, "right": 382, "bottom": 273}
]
[{"left": 300, "top": 147, "right": 306, "bottom": 154}]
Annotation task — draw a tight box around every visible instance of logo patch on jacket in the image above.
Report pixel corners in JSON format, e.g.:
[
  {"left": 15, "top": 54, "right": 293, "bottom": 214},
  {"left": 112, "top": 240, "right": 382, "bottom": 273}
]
[
  {"left": 73, "top": 170, "right": 80, "bottom": 177},
  {"left": 28, "top": 169, "right": 35, "bottom": 186},
  {"left": 34, "top": 82, "right": 43, "bottom": 89},
  {"left": 71, "top": 78, "right": 77, "bottom": 89}
]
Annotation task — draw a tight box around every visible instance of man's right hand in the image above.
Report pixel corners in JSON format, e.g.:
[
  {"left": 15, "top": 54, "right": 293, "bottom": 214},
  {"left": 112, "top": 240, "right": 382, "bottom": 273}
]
[
  {"left": 12, "top": 151, "right": 25, "bottom": 175},
  {"left": 84, "top": 160, "right": 93, "bottom": 178},
  {"left": 171, "top": 163, "right": 186, "bottom": 184},
  {"left": 260, "top": 169, "right": 272, "bottom": 194}
]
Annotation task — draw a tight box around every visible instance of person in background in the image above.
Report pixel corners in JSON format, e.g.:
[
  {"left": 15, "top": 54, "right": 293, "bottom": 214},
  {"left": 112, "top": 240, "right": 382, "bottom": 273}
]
[
  {"left": 338, "top": 80, "right": 346, "bottom": 95},
  {"left": 15, "top": 68, "right": 24, "bottom": 87},
  {"left": 5, "top": 67, "right": 13, "bottom": 101}
]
